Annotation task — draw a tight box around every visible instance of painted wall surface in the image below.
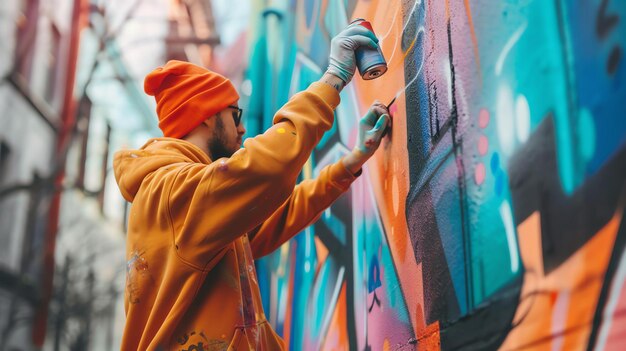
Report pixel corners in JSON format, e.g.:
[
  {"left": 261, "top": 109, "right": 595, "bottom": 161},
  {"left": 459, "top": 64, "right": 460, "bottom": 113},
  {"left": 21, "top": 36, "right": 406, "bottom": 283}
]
[{"left": 246, "top": 0, "right": 626, "bottom": 350}]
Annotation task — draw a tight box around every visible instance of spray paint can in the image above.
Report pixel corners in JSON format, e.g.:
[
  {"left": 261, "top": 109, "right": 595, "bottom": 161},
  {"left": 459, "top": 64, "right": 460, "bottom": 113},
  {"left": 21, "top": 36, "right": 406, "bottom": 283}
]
[{"left": 351, "top": 18, "right": 387, "bottom": 80}]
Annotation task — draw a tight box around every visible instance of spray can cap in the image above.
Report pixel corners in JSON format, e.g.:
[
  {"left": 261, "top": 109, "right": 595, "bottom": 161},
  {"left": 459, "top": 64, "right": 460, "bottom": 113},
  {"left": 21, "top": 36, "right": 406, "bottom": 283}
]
[{"left": 351, "top": 18, "right": 374, "bottom": 32}]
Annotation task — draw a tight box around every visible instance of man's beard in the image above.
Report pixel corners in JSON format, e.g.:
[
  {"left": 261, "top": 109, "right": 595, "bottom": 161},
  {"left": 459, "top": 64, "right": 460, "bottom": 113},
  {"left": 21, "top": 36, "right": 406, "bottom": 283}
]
[{"left": 207, "top": 117, "right": 235, "bottom": 160}]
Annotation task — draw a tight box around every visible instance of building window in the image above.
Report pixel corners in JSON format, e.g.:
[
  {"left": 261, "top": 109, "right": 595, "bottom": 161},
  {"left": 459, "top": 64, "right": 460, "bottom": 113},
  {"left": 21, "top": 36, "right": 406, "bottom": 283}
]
[
  {"left": 15, "top": 0, "right": 40, "bottom": 82},
  {"left": 44, "top": 24, "right": 61, "bottom": 103}
]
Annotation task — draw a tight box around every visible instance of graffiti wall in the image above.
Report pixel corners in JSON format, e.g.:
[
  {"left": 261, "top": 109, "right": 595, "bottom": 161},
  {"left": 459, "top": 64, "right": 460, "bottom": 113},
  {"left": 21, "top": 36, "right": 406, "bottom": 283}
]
[{"left": 246, "top": 0, "right": 626, "bottom": 349}]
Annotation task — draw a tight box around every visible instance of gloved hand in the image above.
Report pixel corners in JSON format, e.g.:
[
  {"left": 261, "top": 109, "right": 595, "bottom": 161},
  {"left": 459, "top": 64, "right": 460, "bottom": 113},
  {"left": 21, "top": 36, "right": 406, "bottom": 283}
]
[
  {"left": 342, "top": 102, "right": 390, "bottom": 174},
  {"left": 327, "top": 22, "right": 380, "bottom": 84},
  {"left": 355, "top": 102, "right": 390, "bottom": 157}
]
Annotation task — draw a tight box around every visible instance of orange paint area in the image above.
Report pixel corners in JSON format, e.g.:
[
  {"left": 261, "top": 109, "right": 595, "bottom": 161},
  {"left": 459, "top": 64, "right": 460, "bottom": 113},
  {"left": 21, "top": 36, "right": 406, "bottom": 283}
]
[
  {"left": 322, "top": 283, "right": 349, "bottom": 350},
  {"left": 502, "top": 209, "right": 624, "bottom": 350}
]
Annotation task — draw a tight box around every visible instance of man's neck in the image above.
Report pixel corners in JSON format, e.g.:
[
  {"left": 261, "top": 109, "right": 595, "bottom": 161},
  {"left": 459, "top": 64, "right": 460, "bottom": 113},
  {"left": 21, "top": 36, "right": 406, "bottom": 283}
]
[{"left": 182, "top": 135, "right": 213, "bottom": 160}]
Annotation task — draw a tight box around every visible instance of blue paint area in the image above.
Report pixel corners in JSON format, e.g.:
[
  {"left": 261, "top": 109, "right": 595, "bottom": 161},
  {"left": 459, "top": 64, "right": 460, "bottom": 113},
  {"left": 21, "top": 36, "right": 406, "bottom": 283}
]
[
  {"left": 565, "top": 0, "right": 626, "bottom": 176},
  {"left": 288, "top": 229, "right": 317, "bottom": 350},
  {"left": 368, "top": 256, "right": 382, "bottom": 293},
  {"left": 317, "top": 115, "right": 339, "bottom": 151},
  {"left": 490, "top": 153, "right": 505, "bottom": 197},
  {"left": 430, "top": 155, "right": 469, "bottom": 315},
  {"left": 466, "top": 184, "right": 520, "bottom": 305},
  {"left": 357, "top": 180, "right": 412, "bottom": 324},
  {"left": 578, "top": 108, "right": 596, "bottom": 163},
  {"left": 495, "top": 170, "right": 504, "bottom": 197},
  {"left": 409, "top": 0, "right": 432, "bottom": 166},
  {"left": 305, "top": 252, "right": 342, "bottom": 342},
  {"left": 321, "top": 209, "right": 347, "bottom": 245},
  {"left": 491, "top": 153, "right": 500, "bottom": 175}
]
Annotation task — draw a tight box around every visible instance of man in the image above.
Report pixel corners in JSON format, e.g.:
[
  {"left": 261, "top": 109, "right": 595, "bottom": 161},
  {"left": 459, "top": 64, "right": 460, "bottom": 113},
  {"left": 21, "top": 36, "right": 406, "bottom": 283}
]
[{"left": 113, "top": 22, "right": 389, "bottom": 350}]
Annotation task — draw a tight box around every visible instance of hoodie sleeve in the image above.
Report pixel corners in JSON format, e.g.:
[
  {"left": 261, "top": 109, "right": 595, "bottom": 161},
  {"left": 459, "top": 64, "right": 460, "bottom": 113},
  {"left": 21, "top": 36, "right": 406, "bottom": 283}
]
[
  {"left": 248, "top": 159, "right": 358, "bottom": 259},
  {"left": 167, "top": 82, "right": 340, "bottom": 270}
]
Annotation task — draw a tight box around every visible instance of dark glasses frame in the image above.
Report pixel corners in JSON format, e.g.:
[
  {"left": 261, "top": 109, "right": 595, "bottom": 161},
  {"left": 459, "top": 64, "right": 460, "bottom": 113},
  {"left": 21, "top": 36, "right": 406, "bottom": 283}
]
[{"left": 228, "top": 105, "right": 243, "bottom": 126}]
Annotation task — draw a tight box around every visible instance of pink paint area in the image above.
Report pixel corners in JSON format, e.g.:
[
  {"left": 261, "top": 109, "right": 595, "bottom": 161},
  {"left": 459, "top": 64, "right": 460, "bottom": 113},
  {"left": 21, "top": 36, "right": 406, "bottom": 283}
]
[
  {"left": 346, "top": 133, "right": 357, "bottom": 151},
  {"left": 366, "top": 270, "right": 415, "bottom": 351},
  {"left": 389, "top": 103, "right": 399, "bottom": 117},
  {"left": 218, "top": 160, "right": 228, "bottom": 172},
  {"left": 475, "top": 163, "right": 486, "bottom": 185},
  {"left": 603, "top": 295, "right": 626, "bottom": 349},
  {"left": 478, "top": 135, "right": 489, "bottom": 155},
  {"left": 598, "top": 255, "right": 626, "bottom": 350},
  {"left": 479, "top": 108, "right": 490, "bottom": 128}
]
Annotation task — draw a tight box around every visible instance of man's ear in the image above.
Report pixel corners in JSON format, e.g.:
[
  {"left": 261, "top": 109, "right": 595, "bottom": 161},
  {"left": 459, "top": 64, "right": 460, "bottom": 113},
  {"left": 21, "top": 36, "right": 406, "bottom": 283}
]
[{"left": 202, "top": 116, "right": 215, "bottom": 129}]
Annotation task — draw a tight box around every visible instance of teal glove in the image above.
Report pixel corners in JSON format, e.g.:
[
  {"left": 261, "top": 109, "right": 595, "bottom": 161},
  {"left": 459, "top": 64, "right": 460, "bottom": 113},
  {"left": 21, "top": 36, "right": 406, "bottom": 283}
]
[
  {"left": 355, "top": 104, "right": 390, "bottom": 156},
  {"left": 341, "top": 102, "right": 390, "bottom": 174},
  {"left": 327, "top": 23, "right": 380, "bottom": 84}
]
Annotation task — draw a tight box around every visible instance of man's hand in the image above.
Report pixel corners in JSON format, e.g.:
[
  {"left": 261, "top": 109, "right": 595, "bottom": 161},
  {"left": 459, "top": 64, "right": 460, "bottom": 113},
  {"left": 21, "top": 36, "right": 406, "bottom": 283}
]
[
  {"left": 326, "top": 22, "right": 380, "bottom": 85},
  {"left": 342, "top": 101, "right": 390, "bottom": 175}
]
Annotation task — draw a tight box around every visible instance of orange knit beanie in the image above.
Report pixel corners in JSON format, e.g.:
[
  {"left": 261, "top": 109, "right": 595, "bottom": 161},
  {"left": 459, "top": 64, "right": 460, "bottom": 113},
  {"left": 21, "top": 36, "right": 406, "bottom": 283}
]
[{"left": 144, "top": 60, "right": 239, "bottom": 138}]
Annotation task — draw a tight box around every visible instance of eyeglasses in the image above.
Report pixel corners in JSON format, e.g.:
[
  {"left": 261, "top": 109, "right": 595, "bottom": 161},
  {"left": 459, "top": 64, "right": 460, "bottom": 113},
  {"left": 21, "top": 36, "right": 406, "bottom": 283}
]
[{"left": 228, "top": 105, "right": 243, "bottom": 127}]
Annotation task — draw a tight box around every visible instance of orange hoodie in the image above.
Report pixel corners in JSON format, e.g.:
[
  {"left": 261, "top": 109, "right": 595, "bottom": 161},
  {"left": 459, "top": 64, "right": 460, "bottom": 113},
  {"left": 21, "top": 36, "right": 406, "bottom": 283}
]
[{"left": 113, "top": 82, "right": 358, "bottom": 350}]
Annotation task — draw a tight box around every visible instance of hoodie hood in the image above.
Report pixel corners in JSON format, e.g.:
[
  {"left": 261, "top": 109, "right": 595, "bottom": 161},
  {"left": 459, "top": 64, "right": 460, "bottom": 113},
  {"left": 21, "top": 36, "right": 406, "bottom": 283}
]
[{"left": 113, "top": 138, "right": 211, "bottom": 202}]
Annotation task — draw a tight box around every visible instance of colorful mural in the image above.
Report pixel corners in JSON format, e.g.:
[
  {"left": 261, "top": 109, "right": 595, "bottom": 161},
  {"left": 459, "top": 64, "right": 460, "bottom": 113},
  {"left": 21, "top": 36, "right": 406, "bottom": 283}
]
[{"left": 247, "top": 0, "right": 626, "bottom": 349}]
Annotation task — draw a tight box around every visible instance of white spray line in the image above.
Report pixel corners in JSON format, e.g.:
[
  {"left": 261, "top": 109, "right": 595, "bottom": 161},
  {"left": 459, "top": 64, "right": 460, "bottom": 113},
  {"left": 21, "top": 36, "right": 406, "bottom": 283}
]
[
  {"left": 595, "top": 243, "right": 626, "bottom": 351},
  {"left": 379, "top": 5, "right": 401, "bottom": 41},
  {"left": 381, "top": 0, "right": 421, "bottom": 41},
  {"left": 500, "top": 200, "right": 520, "bottom": 273},
  {"left": 495, "top": 21, "right": 528, "bottom": 76},
  {"left": 402, "top": 0, "right": 422, "bottom": 34},
  {"left": 551, "top": 290, "right": 570, "bottom": 351},
  {"left": 387, "top": 0, "right": 424, "bottom": 69},
  {"left": 383, "top": 29, "right": 401, "bottom": 65},
  {"left": 384, "top": 0, "right": 421, "bottom": 66},
  {"left": 320, "top": 266, "right": 346, "bottom": 345}
]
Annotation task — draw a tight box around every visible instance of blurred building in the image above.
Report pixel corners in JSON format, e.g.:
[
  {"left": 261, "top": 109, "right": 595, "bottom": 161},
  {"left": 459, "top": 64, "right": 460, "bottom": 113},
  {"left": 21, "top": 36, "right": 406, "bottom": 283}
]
[
  {"left": 166, "top": 0, "right": 250, "bottom": 88},
  {"left": 0, "top": 0, "right": 85, "bottom": 349},
  {"left": 0, "top": 0, "right": 251, "bottom": 349},
  {"left": 166, "top": 0, "right": 219, "bottom": 65}
]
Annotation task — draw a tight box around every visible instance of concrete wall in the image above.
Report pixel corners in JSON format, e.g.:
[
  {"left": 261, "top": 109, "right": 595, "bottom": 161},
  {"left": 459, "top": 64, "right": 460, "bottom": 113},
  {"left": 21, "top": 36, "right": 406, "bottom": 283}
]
[{"left": 247, "top": 0, "right": 626, "bottom": 350}]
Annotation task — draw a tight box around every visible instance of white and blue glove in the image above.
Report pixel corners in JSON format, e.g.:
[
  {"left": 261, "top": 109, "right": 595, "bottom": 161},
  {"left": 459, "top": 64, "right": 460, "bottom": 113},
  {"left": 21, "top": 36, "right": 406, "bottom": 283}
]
[
  {"left": 341, "top": 101, "right": 390, "bottom": 174},
  {"left": 355, "top": 102, "right": 390, "bottom": 156},
  {"left": 327, "top": 23, "right": 380, "bottom": 84}
]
